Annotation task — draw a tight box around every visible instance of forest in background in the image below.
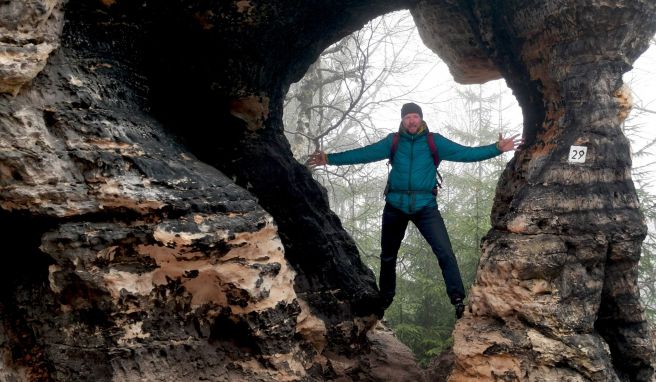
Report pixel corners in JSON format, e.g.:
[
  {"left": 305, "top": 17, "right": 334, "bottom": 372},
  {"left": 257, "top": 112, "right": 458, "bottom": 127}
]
[{"left": 283, "top": 11, "right": 656, "bottom": 365}]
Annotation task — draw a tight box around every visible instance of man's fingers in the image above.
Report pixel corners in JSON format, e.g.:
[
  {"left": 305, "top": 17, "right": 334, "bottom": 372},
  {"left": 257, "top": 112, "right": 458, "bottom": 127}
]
[
  {"left": 499, "top": 134, "right": 524, "bottom": 150},
  {"left": 306, "top": 151, "right": 326, "bottom": 167}
]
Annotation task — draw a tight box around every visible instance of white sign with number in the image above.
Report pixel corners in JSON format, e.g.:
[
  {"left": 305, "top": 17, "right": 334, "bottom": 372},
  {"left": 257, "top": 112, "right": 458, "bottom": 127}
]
[{"left": 569, "top": 145, "right": 587, "bottom": 163}]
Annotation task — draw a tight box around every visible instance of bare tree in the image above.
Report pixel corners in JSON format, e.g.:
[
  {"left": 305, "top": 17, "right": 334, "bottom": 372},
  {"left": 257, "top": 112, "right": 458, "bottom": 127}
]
[
  {"left": 284, "top": 12, "right": 436, "bottom": 162},
  {"left": 623, "top": 37, "right": 656, "bottom": 323}
]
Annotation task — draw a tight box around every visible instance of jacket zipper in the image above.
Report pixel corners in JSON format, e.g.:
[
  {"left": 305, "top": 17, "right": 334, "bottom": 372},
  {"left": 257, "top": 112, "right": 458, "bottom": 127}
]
[{"left": 408, "top": 135, "right": 415, "bottom": 212}]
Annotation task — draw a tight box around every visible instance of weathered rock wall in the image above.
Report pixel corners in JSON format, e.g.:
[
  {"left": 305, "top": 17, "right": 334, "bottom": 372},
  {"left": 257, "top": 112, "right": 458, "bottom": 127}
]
[
  {"left": 1, "top": 0, "right": 656, "bottom": 381},
  {"left": 414, "top": 0, "right": 656, "bottom": 380},
  {"left": 0, "top": 0, "right": 64, "bottom": 96},
  {"left": 0, "top": 0, "right": 426, "bottom": 380},
  {"left": 0, "top": 5, "right": 308, "bottom": 379}
]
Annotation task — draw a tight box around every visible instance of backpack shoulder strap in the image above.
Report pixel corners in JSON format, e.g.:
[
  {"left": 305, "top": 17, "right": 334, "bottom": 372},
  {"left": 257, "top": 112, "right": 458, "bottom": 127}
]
[
  {"left": 389, "top": 133, "right": 400, "bottom": 163},
  {"left": 384, "top": 133, "right": 400, "bottom": 196},
  {"left": 426, "top": 132, "right": 439, "bottom": 167}
]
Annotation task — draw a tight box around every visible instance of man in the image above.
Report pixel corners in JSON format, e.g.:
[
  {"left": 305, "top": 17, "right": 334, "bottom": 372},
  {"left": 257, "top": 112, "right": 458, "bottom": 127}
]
[{"left": 307, "top": 102, "right": 521, "bottom": 319}]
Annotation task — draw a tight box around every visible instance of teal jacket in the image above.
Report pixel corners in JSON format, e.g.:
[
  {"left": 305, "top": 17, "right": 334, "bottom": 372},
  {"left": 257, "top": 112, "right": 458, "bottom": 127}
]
[{"left": 327, "top": 123, "right": 501, "bottom": 214}]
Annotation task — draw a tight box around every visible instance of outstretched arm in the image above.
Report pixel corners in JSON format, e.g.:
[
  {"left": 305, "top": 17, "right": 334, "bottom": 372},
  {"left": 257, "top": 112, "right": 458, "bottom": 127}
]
[
  {"left": 437, "top": 132, "right": 524, "bottom": 162},
  {"left": 306, "top": 134, "right": 393, "bottom": 168}
]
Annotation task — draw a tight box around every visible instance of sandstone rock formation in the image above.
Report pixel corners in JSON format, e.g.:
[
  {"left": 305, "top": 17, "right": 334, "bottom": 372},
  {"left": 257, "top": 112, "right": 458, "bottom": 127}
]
[
  {"left": 414, "top": 0, "right": 656, "bottom": 380},
  {"left": 1, "top": 0, "right": 655, "bottom": 381},
  {"left": 0, "top": 0, "right": 422, "bottom": 380},
  {"left": 0, "top": 0, "right": 64, "bottom": 96}
]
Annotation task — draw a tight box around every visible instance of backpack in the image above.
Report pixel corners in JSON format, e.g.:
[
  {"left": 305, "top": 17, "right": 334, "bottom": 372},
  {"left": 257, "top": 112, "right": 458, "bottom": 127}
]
[{"left": 385, "top": 132, "right": 443, "bottom": 196}]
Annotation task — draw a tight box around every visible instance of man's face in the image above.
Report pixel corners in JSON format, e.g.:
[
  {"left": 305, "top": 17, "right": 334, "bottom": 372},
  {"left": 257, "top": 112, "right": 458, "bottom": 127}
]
[{"left": 402, "top": 113, "right": 422, "bottom": 134}]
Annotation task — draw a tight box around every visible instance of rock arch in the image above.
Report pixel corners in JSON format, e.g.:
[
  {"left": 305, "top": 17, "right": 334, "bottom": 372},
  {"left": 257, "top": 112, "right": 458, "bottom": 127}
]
[{"left": 0, "top": 0, "right": 655, "bottom": 380}]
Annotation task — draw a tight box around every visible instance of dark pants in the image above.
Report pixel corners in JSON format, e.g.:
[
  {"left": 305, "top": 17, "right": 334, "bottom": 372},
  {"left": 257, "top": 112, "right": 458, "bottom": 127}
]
[{"left": 379, "top": 203, "right": 465, "bottom": 305}]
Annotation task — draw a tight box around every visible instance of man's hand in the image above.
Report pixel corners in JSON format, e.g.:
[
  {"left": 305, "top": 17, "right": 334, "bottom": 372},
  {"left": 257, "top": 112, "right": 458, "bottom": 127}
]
[
  {"left": 497, "top": 133, "right": 523, "bottom": 152},
  {"left": 306, "top": 150, "right": 328, "bottom": 167}
]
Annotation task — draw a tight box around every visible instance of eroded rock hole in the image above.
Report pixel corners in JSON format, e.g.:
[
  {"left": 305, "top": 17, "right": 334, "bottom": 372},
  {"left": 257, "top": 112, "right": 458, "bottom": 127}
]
[{"left": 282, "top": 10, "right": 523, "bottom": 365}]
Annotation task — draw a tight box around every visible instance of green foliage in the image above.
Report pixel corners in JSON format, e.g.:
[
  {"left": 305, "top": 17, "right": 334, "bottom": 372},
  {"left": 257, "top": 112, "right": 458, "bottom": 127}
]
[{"left": 384, "top": 246, "right": 458, "bottom": 366}]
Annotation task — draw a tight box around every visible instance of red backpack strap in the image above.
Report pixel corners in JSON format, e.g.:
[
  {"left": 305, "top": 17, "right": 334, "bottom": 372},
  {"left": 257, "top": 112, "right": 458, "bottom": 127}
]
[
  {"left": 426, "top": 132, "right": 439, "bottom": 166},
  {"left": 389, "top": 133, "right": 400, "bottom": 163},
  {"left": 384, "top": 133, "right": 400, "bottom": 196}
]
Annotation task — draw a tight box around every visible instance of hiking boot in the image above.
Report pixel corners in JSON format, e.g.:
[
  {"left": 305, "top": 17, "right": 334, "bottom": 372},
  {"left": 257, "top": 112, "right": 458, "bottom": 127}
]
[{"left": 454, "top": 299, "right": 465, "bottom": 319}]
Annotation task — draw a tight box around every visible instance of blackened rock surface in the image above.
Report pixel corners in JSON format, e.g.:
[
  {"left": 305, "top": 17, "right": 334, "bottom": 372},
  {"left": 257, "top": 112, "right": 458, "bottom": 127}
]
[
  {"left": 413, "top": 0, "right": 656, "bottom": 380},
  {"left": 2, "top": 0, "right": 656, "bottom": 380},
  {"left": 0, "top": 0, "right": 425, "bottom": 380}
]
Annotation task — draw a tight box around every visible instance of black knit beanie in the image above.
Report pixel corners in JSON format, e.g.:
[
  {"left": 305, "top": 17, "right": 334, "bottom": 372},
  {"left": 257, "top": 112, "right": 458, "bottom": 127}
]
[{"left": 401, "top": 102, "right": 423, "bottom": 118}]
